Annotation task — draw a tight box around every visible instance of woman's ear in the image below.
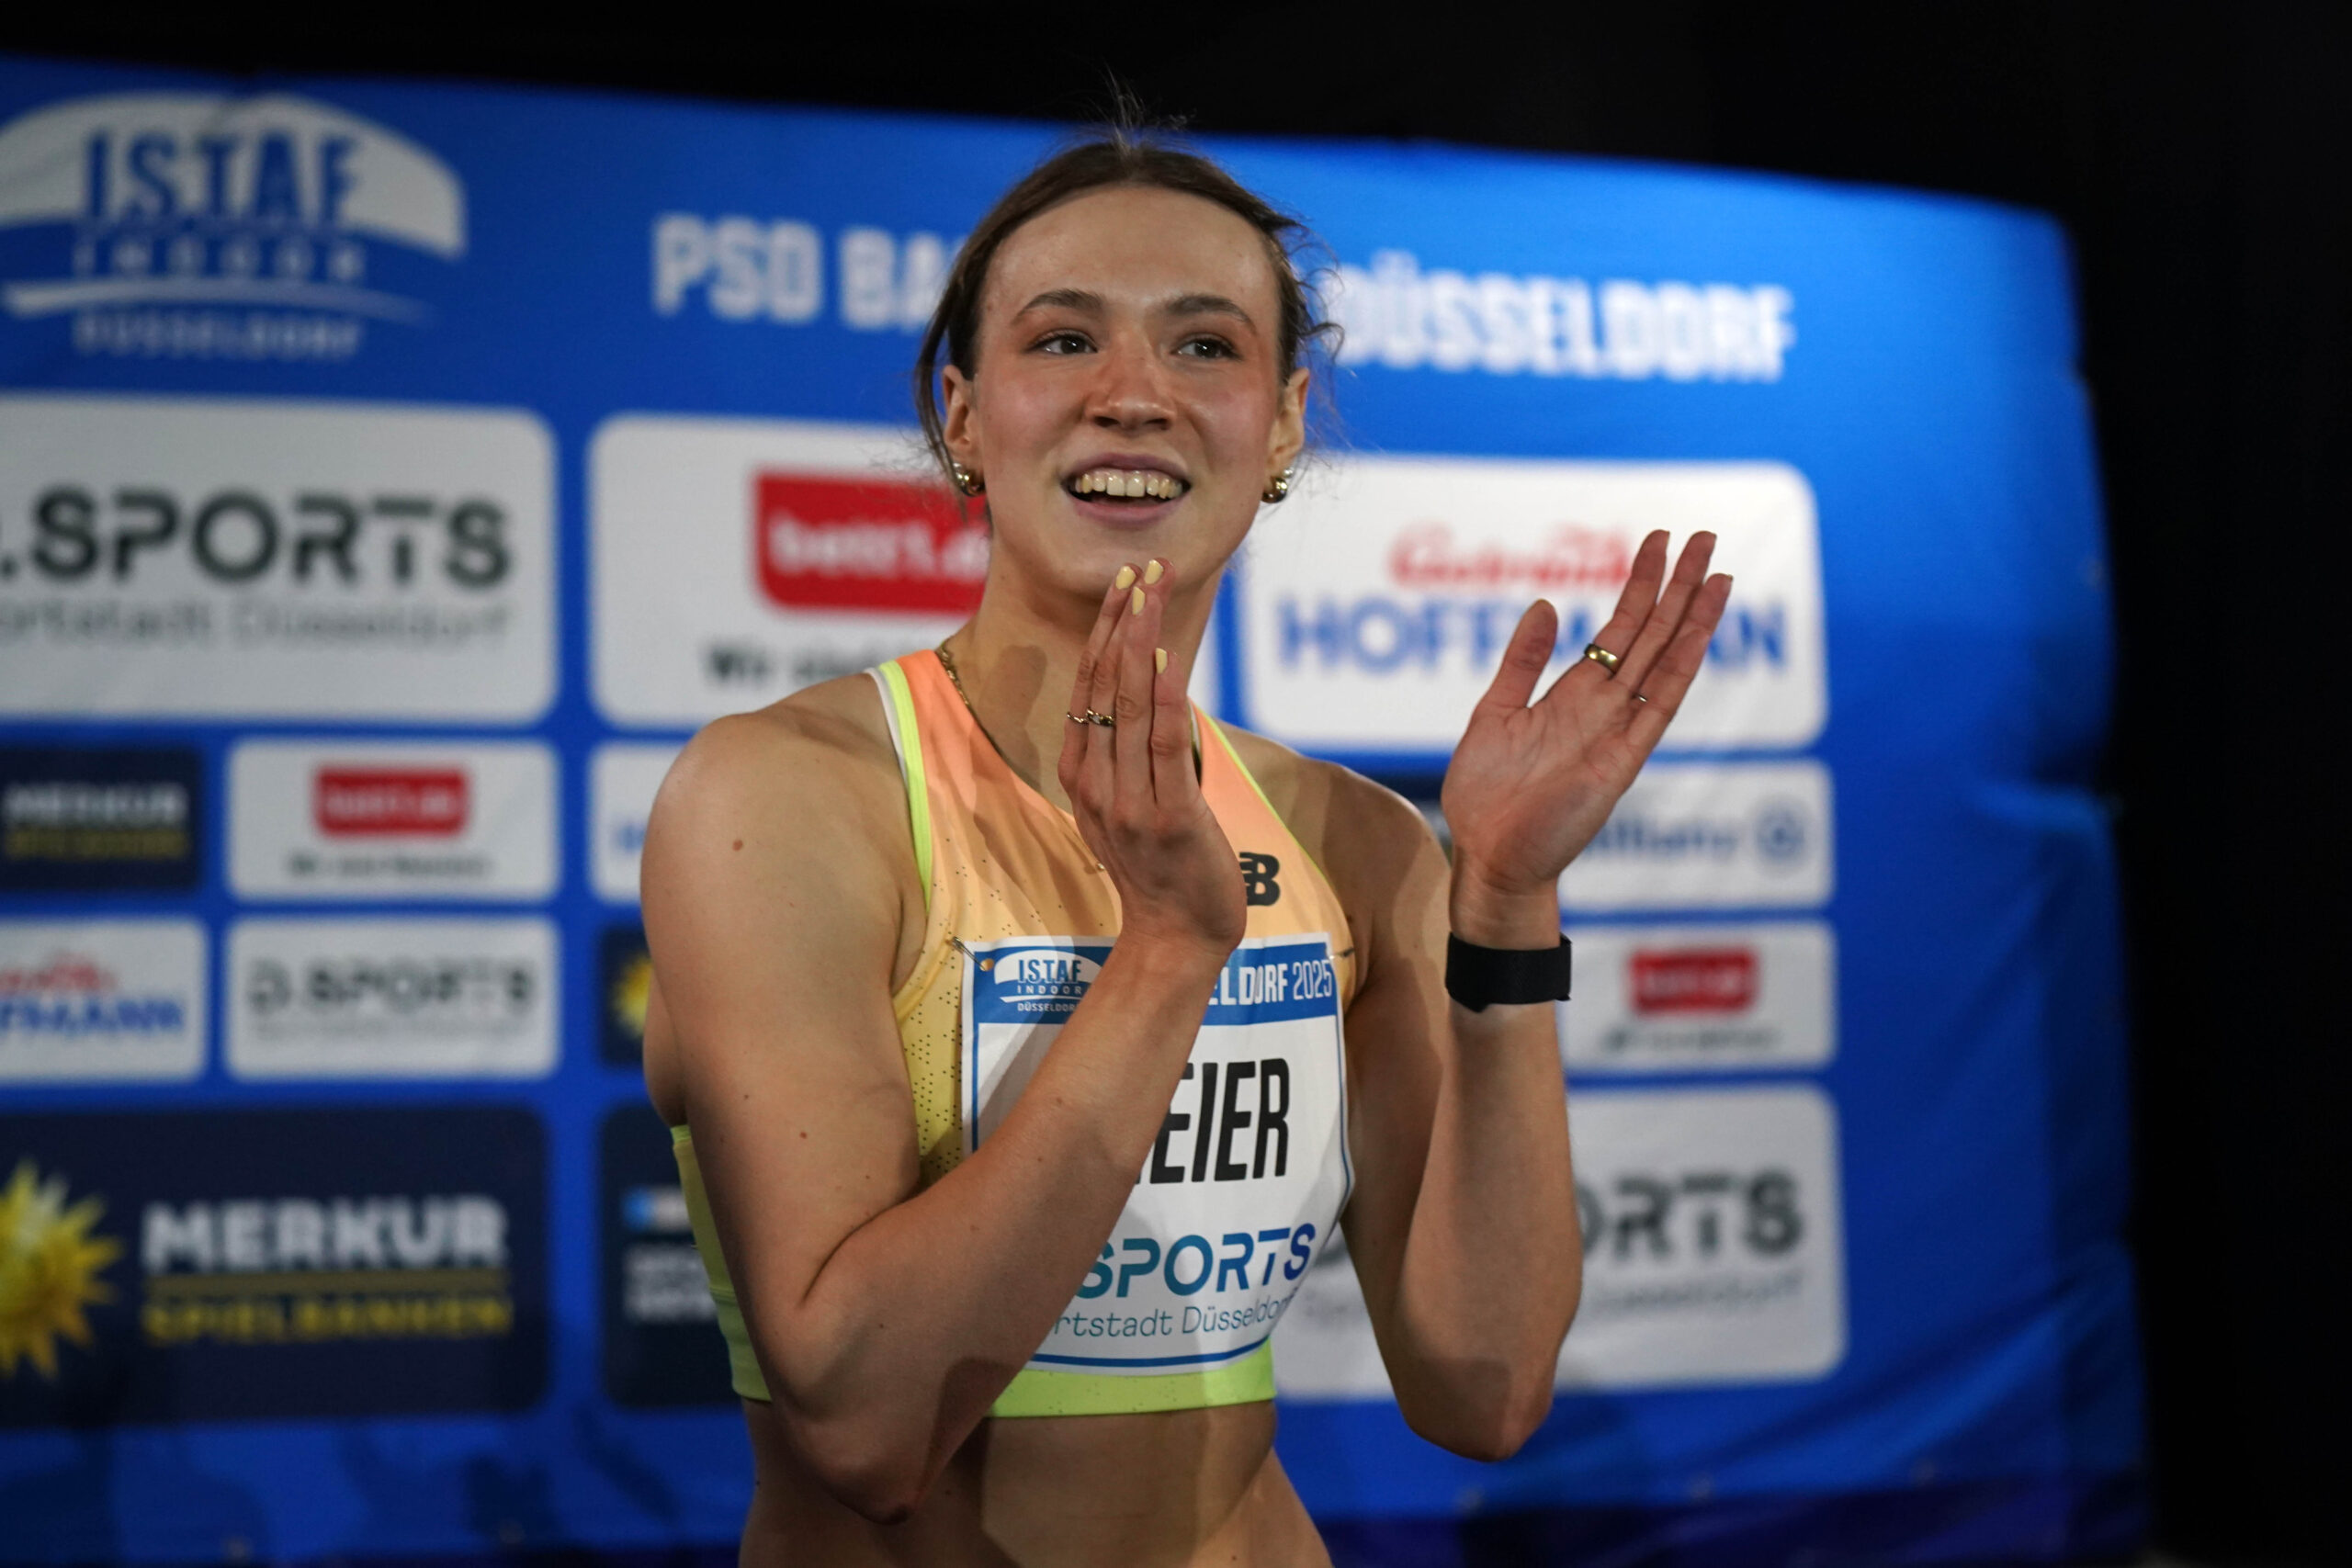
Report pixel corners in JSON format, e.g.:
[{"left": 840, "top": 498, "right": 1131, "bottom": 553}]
[
  {"left": 1267, "top": 366, "right": 1310, "bottom": 476},
  {"left": 941, "top": 364, "right": 981, "bottom": 468}
]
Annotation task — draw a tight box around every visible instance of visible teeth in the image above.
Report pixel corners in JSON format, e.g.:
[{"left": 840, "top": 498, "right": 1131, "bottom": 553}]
[{"left": 1072, "top": 468, "right": 1184, "bottom": 501}]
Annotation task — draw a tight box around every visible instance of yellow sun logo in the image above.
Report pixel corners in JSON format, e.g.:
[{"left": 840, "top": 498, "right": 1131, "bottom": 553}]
[
  {"left": 609, "top": 948, "right": 651, "bottom": 1044},
  {"left": 0, "top": 1158, "right": 123, "bottom": 1381}
]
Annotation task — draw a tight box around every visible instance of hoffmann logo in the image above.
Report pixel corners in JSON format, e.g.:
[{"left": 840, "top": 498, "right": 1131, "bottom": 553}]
[
  {"left": 0, "top": 919, "right": 206, "bottom": 1083},
  {"left": 313, "top": 768, "right": 468, "bottom": 838},
  {"left": 753, "top": 472, "right": 986, "bottom": 615},
  {"left": 1241, "top": 457, "right": 1826, "bottom": 756}
]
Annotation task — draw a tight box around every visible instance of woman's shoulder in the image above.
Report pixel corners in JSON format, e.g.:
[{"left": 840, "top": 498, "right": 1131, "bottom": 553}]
[
  {"left": 649, "top": 671, "right": 908, "bottom": 858},
  {"left": 1216, "top": 722, "right": 1440, "bottom": 892}
]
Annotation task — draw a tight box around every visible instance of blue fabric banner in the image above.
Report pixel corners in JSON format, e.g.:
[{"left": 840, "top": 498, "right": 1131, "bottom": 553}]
[{"left": 0, "top": 54, "right": 2138, "bottom": 1562}]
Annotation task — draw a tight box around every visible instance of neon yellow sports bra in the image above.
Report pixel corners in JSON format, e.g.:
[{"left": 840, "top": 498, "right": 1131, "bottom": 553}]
[{"left": 673, "top": 650, "right": 1359, "bottom": 1417}]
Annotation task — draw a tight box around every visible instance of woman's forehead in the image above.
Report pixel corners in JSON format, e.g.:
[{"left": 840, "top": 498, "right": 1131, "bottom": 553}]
[{"left": 983, "top": 186, "right": 1282, "bottom": 324}]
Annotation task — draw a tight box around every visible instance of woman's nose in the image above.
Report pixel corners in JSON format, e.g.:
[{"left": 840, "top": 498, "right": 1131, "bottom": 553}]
[{"left": 1087, "top": 336, "right": 1172, "bottom": 429}]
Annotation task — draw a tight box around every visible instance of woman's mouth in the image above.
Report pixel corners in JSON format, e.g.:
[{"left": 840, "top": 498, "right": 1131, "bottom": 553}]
[{"left": 1065, "top": 467, "right": 1190, "bottom": 503}]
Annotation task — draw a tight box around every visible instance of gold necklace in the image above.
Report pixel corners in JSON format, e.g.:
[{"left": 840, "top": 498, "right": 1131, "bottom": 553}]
[
  {"left": 933, "top": 636, "right": 1018, "bottom": 768},
  {"left": 933, "top": 637, "right": 978, "bottom": 716}
]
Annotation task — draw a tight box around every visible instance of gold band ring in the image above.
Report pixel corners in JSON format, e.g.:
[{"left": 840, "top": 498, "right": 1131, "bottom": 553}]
[
  {"left": 1083, "top": 709, "right": 1115, "bottom": 728},
  {"left": 1582, "top": 643, "right": 1623, "bottom": 675}
]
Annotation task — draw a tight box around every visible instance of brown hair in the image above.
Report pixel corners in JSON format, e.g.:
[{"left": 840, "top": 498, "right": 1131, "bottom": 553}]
[{"left": 912, "top": 125, "right": 1335, "bottom": 484}]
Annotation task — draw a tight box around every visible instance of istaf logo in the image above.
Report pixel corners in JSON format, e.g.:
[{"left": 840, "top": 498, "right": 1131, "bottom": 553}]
[
  {"left": 1629, "top": 948, "right": 1758, "bottom": 1015},
  {"left": 0, "top": 92, "right": 464, "bottom": 363},
  {"left": 313, "top": 766, "right": 469, "bottom": 838},
  {"left": 988, "top": 948, "right": 1102, "bottom": 998},
  {"left": 754, "top": 472, "right": 988, "bottom": 615}
]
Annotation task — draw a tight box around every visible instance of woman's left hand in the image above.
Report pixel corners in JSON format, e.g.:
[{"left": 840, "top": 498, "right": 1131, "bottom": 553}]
[{"left": 1440, "top": 530, "right": 1733, "bottom": 915}]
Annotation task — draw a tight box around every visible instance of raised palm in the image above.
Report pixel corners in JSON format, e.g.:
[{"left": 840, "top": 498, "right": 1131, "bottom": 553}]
[{"left": 1442, "top": 531, "right": 1732, "bottom": 902}]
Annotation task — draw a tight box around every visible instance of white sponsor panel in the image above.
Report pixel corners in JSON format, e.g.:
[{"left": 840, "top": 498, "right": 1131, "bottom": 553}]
[
  {"left": 1239, "top": 457, "right": 1824, "bottom": 753},
  {"left": 0, "top": 918, "right": 206, "bottom": 1082},
  {"left": 1274, "top": 1086, "right": 1845, "bottom": 1395},
  {"left": 1560, "top": 761, "right": 1833, "bottom": 911},
  {"left": 0, "top": 396, "right": 553, "bottom": 718},
  {"left": 230, "top": 739, "right": 556, "bottom": 900},
  {"left": 1562, "top": 920, "right": 1836, "bottom": 1072},
  {"left": 592, "top": 415, "right": 982, "bottom": 727},
  {"left": 1561, "top": 1087, "right": 1845, "bottom": 1385},
  {"left": 226, "top": 917, "right": 557, "bottom": 1079},
  {"left": 593, "top": 743, "right": 681, "bottom": 904}
]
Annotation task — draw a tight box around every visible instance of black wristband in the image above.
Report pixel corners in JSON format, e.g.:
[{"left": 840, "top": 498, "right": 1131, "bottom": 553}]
[{"left": 1444, "top": 933, "right": 1573, "bottom": 1012}]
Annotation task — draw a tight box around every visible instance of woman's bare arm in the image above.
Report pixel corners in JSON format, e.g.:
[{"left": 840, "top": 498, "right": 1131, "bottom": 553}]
[
  {"left": 644, "top": 564, "right": 1243, "bottom": 1523},
  {"left": 1306, "top": 531, "right": 1733, "bottom": 1459},
  {"left": 1317, "top": 779, "right": 1579, "bottom": 1459}
]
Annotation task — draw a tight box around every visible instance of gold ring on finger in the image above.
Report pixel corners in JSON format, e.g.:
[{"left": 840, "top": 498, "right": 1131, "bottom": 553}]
[
  {"left": 1084, "top": 709, "right": 1116, "bottom": 728},
  {"left": 1581, "top": 643, "right": 1623, "bottom": 675}
]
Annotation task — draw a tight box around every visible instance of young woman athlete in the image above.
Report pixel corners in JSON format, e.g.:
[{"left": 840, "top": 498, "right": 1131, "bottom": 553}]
[{"left": 639, "top": 133, "right": 1731, "bottom": 1566}]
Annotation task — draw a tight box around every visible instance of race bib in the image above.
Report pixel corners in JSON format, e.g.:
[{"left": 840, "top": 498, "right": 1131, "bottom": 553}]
[{"left": 962, "top": 933, "right": 1351, "bottom": 1374}]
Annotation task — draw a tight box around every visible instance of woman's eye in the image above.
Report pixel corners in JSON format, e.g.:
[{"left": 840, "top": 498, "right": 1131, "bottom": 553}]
[
  {"left": 1034, "top": 331, "right": 1094, "bottom": 355},
  {"left": 1177, "top": 336, "right": 1238, "bottom": 360}
]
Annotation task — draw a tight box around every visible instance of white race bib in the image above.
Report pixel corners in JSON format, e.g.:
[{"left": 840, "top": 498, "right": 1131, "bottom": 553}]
[{"left": 962, "top": 933, "right": 1351, "bottom": 1375}]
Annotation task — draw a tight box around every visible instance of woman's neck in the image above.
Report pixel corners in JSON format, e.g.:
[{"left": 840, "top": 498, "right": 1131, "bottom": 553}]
[{"left": 940, "top": 570, "right": 1218, "bottom": 811}]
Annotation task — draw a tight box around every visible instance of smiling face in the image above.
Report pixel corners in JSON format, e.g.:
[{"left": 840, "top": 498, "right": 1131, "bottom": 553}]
[{"left": 940, "top": 184, "right": 1308, "bottom": 613}]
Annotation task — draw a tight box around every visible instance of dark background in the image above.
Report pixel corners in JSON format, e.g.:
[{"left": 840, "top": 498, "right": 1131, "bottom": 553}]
[{"left": 6, "top": 4, "right": 2345, "bottom": 1561}]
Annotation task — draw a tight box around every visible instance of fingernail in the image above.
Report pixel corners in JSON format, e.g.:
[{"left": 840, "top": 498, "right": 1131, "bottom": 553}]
[
  {"left": 1129, "top": 586, "right": 1146, "bottom": 615},
  {"left": 1155, "top": 648, "right": 1168, "bottom": 673},
  {"left": 1114, "top": 565, "right": 1136, "bottom": 592},
  {"left": 1143, "top": 558, "right": 1164, "bottom": 584}
]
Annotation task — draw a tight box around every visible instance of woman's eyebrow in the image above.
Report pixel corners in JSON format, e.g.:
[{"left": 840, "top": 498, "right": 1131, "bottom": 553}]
[
  {"left": 1163, "top": 292, "right": 1254, "bottom": 326},
  {"left": 1016, "top": 288, "right": 1104, "bottom": 315}
]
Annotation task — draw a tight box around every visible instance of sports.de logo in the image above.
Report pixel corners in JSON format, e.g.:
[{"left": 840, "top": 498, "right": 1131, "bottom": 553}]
[
  {"left": 1629, "top": 948, "right": 1758, "bottom": 1015},
  {"left": 754, "top": 472, "right": 986, "bottom": 615},
  {"left": 314, "top": 767, "right": 468, "bottom": 838}
]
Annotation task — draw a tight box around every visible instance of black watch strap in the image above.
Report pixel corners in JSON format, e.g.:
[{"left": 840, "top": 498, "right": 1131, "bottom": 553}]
[{"left": 1444, "top": 933, "right": 1573, "bottom": 1012}]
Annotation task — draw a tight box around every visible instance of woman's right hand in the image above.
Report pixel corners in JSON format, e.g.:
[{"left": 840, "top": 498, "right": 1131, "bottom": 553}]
[{"left": 1057, "top": 560, "right": 1246, "bottom": 965}]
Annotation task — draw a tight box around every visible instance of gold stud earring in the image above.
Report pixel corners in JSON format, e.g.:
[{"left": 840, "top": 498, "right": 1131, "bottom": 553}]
[
  {"left": 951, "top": 461, "right": 985, "bottom": 496},
  {"left": 1261, "top": 472, "right": 1291, "bottom": 504}
]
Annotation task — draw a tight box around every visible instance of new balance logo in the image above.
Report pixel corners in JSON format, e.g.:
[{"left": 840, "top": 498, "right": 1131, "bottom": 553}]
[{"left": 1238, "top": 852, "right": 1282, "bottom": 908}]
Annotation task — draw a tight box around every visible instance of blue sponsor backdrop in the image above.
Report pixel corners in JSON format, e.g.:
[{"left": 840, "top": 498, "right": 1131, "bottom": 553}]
[{"left": 0, "top": 54, "right": 2138, "bottom": 1563}]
